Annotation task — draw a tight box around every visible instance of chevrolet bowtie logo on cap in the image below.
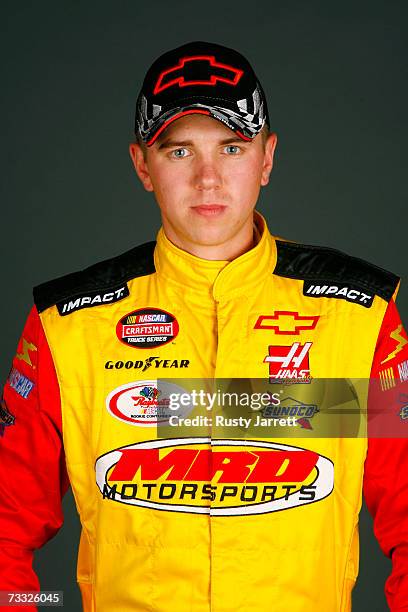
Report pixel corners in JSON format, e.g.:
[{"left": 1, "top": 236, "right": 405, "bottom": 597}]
[
  {"left": 153, "top": 55, "right": 244, "bottom": 94},
  {"left": 135, "top": 40, "right": 270, "bottom": 146}
]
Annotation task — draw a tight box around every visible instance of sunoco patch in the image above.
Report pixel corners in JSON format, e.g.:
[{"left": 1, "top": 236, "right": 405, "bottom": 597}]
[{"left": 116, "top": 307, "right": 179, "bottom": 349}]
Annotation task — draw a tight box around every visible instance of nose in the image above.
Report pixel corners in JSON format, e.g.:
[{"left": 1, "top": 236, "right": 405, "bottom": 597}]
[{"left": 194, "top": 159, "right": 222, "bottom": 191}]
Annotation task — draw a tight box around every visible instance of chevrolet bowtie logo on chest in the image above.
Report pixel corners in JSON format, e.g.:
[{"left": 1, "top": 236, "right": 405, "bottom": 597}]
[
  {"left": 254, "top": 311, "right": 320, "bottom": 335},
  {"left": 153, "top": 55, "right": 243, "bottom": 94}
]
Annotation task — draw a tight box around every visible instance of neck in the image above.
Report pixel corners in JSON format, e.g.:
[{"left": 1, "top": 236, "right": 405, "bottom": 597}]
[{"left": 161, "top": 213, "right": 257, "bottom": 261}]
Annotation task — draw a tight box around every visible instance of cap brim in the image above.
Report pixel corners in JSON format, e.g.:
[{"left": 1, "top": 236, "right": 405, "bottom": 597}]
[{"left": 145, "top": 107, "right": 254, "bottom": 146}]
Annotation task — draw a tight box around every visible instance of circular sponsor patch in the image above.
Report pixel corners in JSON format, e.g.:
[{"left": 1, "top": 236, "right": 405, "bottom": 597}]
[
  {"left": 106, "top": 380, "right": 192, "bottom": 427},
  {"left": 116, "top": 307, "right": 179, "bottom": 349}
]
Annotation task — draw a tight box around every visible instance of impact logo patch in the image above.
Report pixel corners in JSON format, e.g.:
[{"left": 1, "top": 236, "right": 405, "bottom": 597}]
[
  {"left": 303, "top": 282, "right": 373, "bottom": 308},
  {"left": 95, "top": 438, "right": 334, "bottom": 515},
  {"left": 106, "top": 380, "right": 191, "bottom": 427},
  {"left": 57, "top": 284, "right": 129, "bottom": 315},
  {"left": 116, "top": 308, "right": 179, "bottom": 349},
  {"left": 8, "top": 368, "right": 35, "bottom": 399}
]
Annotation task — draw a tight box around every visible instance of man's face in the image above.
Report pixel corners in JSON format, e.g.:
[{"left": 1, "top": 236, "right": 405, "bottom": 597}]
[{"left": 129, "top": 114, "right": 277, "bottom": 251}]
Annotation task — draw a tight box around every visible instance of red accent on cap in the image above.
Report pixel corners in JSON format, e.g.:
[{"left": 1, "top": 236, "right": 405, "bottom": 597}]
[
  {"left": 146, "top": 109, "right": 211, "bottom": 146},
  {"left": 234, "top": 129, "right": 252, "bottom": 141},
  {"left": 146, "top": 109, "right": 253, "bottom": 146}
]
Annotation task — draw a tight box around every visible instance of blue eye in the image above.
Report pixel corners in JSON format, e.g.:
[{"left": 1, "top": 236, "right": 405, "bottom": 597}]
[
  {"left": 171, "top": 148, "right": 188, "bottom": 158},
  {"left": 226, "top": 145, "right": 240, "bottom": 154}
]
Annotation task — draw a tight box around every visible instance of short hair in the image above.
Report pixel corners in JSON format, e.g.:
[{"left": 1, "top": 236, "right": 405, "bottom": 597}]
[{"left": 135, "top": 122, "right": 270, "bottom": 162}]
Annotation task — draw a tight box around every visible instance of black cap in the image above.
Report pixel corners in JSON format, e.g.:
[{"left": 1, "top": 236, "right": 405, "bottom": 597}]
[{"left": 135, "top": 40, "right": 270, "bottom": 146}]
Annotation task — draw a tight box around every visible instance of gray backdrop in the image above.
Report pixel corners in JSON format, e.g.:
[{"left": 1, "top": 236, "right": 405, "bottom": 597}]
[{"left": 1, "top": 1, "right": 407, "bottom": 610}]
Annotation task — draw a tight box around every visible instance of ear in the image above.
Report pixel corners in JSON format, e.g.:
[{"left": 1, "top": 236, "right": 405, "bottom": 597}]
[
  {"left": 129, "top": 142, "right": 154, "bottom": 192},
  {"left": 261, "top": 133, "right": 278, "bottom": 187}
]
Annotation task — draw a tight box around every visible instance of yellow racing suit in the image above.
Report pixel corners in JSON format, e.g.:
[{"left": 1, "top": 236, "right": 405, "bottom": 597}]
[{"left": 1, "top": 210, "right": 407, "bottom": 611}]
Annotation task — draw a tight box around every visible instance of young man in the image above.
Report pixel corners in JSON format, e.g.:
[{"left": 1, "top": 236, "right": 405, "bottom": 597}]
[{"left": 0, "top": 41, "right": 407, "bottom": 612}]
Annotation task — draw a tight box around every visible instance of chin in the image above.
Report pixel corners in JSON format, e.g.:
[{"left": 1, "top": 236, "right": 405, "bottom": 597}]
[{"left": 188, "top": 228, "right": 231, "bottom": 247}]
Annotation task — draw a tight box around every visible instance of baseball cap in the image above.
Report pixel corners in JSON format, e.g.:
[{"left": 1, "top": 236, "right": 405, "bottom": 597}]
[{"left": 135, "top": 40, "right": 270, "bottom": 147}]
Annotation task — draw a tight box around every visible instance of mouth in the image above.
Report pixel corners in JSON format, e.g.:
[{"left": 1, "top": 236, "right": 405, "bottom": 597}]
[{"left": 191, "top": 204, "right": 227, "bottom": 216}]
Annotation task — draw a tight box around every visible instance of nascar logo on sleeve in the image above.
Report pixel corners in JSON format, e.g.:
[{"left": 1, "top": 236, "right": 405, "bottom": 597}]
[
  {"left": 95, "top": 438, "right": 334, "bottom": 515},
  {"left": 8, "top": 368, "right": 35, "bottom": 399}
]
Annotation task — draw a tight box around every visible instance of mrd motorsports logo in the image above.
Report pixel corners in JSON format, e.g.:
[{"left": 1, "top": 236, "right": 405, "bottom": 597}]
[
  {"left": 106, "top": 380, "right": 191, "bottom": 427},
  {"left": 95, "top": 438, "right": 334, "bottom": 515}
]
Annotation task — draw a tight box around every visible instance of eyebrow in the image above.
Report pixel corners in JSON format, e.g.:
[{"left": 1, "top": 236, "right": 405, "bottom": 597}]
[{"left": 157, "top": 137, "right": 249, "bottom": 150}]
